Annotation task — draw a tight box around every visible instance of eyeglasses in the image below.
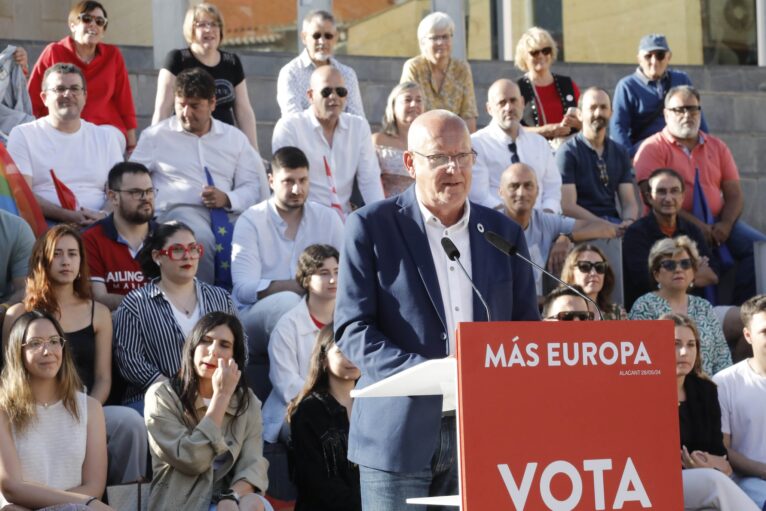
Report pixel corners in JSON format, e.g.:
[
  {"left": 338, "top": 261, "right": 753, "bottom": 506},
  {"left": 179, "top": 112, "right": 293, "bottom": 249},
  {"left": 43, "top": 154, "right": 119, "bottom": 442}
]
[
  {"left": 642, "top": 51, "right": 667, "bottom": 61},
  {"left": 195, "top": 21, "right": 220, "bottom": 30},
  {"left": 427, "top": 34, "right": 452, "bottom": 42},
  {"left": 658, "top": 258, "right": 693, "bottom": 272},
  {"left": 157, "top": 243, "right": 204, "bottom": 260},
  {"left": 410, "top": 150, "right": 477, "bottom": 169},
  {"left": 22, "top": 335, "right": 66, "bottom": 352},
  {"left": 666, "top": 105, "right": 702, "bottom": 116},
  {"left": 113, "top": 187, "right": 157, "bottom": 200},
  {"left": 312, "top": 32, "right": 335, "bottom": 40},
  {"left": 529, "top": 47, "right": 553, "bottom": 57},
  {"left": 78, "top": 13, "right": 107, "bottom": 27},
  {"left": 575, "top": 261, "right": 608, "bottom": 274},
  {"left": 546, "top": 311, "right": 594, "bottom": 321},
  {"left": 319, "top": 87, "right": 348, "bottom": 98},
  {"left": 46, "top": 85, "right": 85, "bottom": 95},
  {"left": 596, "top": 158, "right": 609, "bottom": 188}
]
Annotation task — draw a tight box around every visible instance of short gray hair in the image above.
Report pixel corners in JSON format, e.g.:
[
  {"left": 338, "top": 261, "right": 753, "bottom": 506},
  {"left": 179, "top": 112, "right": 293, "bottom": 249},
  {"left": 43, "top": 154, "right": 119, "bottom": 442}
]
[
  {"left": 303, "top": 9, "right": 334, "bottom": 30},
  {"left": 417, "top": 11, "right": 454, "bottom": 42},
  {"left": 665, "top": 85, "right": 700, "bottom": 107},
  {"left": 42, "top": 63, "right": 86, "bottom": 91}
]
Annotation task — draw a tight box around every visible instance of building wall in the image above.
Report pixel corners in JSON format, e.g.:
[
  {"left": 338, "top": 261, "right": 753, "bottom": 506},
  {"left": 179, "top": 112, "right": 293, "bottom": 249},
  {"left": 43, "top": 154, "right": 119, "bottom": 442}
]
[{"left": 346, "top": 0, "right": 426, "bottom": 57}]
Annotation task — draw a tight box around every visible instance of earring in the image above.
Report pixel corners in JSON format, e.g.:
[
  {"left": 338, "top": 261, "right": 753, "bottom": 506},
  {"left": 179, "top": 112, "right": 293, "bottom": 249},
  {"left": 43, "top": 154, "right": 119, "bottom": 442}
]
[{"left": 657, "top": 282, "right": 662, "bottom": 290}]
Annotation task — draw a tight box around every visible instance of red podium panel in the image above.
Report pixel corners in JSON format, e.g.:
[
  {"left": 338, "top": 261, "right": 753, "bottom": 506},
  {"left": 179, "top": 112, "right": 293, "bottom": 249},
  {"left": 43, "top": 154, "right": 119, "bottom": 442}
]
[{"left": 456, "top": 320, "right": 682, "bottom": 510}]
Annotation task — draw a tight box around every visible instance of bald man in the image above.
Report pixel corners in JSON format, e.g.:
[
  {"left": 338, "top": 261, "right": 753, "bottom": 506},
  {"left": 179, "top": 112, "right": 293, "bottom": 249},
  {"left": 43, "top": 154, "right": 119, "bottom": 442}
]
[
  {"left": 272, "top": 65, "right": 384, "bottom": 215},
  {"left": 499, "top": 162, "right": 618, "bottom": 293},
  {"left": 336, "top": 110, "right": 538, "bottom": 510},
  {"left": 470, "top": 78, "right": 562, "bottom": 212}
]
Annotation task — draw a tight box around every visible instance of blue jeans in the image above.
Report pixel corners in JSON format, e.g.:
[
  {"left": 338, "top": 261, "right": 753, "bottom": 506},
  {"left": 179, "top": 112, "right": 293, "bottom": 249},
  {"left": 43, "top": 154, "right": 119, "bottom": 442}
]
[
  {"left": 359, "top": 415, "right": 458, "bottom": 511},
  {"left": 724, "top": 220, "right": 766, "bottom": 305},
  {"left": 733, "top": 474, "right": 766, "bottom": 510}
]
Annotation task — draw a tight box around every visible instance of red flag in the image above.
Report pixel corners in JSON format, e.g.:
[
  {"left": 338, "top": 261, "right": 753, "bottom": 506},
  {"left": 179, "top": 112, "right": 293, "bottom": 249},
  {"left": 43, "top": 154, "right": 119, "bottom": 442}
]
[
  {"left": 49, "top": 168, "right": 78, "bottom": 210},
  {"left": 323, "top": 156, "right": 345, "bottom": 222},
  {"left": 0, "top": 145, "right": 46, "bottom": 235}
]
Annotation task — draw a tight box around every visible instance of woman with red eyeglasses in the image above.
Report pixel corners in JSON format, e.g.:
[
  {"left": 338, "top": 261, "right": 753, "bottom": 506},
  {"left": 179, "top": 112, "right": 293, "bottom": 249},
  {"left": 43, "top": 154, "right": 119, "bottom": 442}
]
[
  {"left": 113, "top": 221, "right": 237, "bottom": 415},
  {"left": 560, "top": 243, "right": 627, "bottom": 321},
  {"left": 630, "top": 236, "right": 732, "bottom": 376}
]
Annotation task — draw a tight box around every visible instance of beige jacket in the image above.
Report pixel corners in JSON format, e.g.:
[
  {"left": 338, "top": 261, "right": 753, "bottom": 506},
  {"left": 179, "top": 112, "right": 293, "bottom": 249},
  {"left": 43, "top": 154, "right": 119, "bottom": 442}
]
[{"left": 144, "top": 381, "right": 269, "bottom": 511}]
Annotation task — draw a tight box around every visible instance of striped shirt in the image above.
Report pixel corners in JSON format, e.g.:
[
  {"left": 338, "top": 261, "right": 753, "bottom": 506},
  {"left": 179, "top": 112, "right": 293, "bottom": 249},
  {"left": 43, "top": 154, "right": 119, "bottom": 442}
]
[{"left": 114, "top": 278, "right": 236, "bottom": 404}]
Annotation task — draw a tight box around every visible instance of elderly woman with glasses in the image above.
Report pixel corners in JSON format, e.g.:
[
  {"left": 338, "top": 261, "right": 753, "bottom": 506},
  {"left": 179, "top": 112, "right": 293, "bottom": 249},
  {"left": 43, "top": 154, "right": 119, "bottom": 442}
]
[
  {"left": 560, "top": 243, "right": 627, "bottom": 321},
  {"left": 400, "top": 12, "right": 478, "bottom": 132},
  {"left": 26, "top": 0, "right": 136, "bottom": 150},
  {"left": 629, "top": 236, "right": 732, "bottom": 375},
  {"left": 514, "top": 26, "right": 580, "bottom": 143},
  {"left": 113, "top": 221, "right": 237, "bottom": 415},
  {"left": 151, "top": 2, "right": 259, "bottom": 150}
]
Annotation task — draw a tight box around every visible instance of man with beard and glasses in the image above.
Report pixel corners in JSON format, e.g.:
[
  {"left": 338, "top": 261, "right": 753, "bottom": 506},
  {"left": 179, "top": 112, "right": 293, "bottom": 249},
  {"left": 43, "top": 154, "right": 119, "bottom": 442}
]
[
  {"left": 469, "top": 79, "right": 562, "bottom": 212},
  {"left": 231, "top": 145, "right": 343, "bottom": 401},
  {"left": 83, "top": 161, "right": 158, "bottom": 310},
  {"left": 634, "top": 85, "right": 766, "bottom": 305},
  {"left": 7, "top": 62, "right": 123, "bottom": 227},
  {"left": 276, "top": 9, "right": 364, "bottom": 117},
  {"left": 556, "top": 86, "right": 638, "bottom": 232}
]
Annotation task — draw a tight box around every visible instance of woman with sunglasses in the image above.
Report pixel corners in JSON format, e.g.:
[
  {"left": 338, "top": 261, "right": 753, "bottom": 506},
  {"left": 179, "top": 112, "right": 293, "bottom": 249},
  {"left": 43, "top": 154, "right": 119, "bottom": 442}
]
[
  {"left": 26, "top": 1, "right": 137, "bottom": 151},
  {"left": 662, "top": 312, "right": 759, "bottom": 511},
  {"left": 1, "top": 224, "right": 147, "bottom": 487},
  {"left": 400, "top": 12, "right": 478, "bottom": 132},
  {"left": 560, "top": 243, "right": 627, "bottom": 320},
  {"left": 144, "top": 312, "right": 270, "bottom": 510},
  {"left": 0, "top": 310, "right": 113, "bottom": 510},
  {"left": 151, "top": 3, "right": 259, "bottom": 150},
  {"left": 114, "top": 221, "right": 237, "bottom": 415},
  {"left": 514, "top": 27, "right": 581, "bottom": 144},
  {"left": 630, "top": 236, "right": 731, "bottom": 375},
  {"left": 288, "top": 323, "right": 362, "bottom": 511},
  {"left": 372, "top": 82, "right": 424, "bottom": 197}
]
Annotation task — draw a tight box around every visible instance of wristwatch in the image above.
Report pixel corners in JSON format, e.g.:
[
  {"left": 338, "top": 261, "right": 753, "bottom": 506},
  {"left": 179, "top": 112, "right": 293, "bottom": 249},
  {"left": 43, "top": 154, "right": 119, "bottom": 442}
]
[{"left": 218, "top": 489, "right": 240, "bottom": 505}]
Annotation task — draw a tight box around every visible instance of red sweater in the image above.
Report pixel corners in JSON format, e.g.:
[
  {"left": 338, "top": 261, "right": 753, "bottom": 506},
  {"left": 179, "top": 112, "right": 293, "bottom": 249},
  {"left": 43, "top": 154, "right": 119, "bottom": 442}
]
[{"left": 27, "top": 37, "right": 137, "bottom": 138}]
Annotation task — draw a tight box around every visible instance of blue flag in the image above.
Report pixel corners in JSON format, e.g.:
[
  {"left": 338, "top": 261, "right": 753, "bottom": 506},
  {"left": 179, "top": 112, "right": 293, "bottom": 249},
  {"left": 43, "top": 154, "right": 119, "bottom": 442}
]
[{"left": 204, "top": 166, "right": 233, "bottom": 291}]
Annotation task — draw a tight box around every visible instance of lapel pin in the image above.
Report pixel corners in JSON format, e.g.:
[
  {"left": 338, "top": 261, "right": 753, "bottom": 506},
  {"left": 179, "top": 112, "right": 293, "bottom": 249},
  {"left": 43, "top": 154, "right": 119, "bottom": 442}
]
[{"left": 477, "top": 223, "right": 485, "bottom": 233}]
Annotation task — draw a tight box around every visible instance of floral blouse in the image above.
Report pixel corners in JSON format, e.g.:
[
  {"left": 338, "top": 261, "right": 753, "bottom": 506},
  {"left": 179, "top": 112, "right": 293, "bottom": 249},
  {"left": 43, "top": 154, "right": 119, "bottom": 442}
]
[{"left": 400, "top": 55, "right": 478, "bottom": 119}]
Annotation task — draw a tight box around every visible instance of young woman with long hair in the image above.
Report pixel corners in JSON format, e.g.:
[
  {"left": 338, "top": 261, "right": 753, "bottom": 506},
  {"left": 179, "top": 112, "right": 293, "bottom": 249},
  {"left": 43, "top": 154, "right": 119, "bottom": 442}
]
[
  {"left": 287, "top": 323, "right": 361, "bottom": 511},
  {"left": 0, "top": 310, "right": 112, "bottom": 510},
  {"left": 144, "top": 311, "right": 269, "bottom": 510}
]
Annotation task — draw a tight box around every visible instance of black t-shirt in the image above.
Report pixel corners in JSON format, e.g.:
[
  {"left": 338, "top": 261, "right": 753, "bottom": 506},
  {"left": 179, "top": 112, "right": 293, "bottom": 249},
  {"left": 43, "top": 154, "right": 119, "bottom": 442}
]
[{"left": 164, "top": 48, "right": 245, "bottom": 126}]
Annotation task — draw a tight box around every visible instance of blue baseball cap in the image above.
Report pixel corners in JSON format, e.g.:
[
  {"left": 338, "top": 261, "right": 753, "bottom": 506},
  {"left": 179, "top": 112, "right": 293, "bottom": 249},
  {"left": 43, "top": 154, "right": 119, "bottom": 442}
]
[{"left": 638, "top": 34, "right": 670, "bottom": 53}]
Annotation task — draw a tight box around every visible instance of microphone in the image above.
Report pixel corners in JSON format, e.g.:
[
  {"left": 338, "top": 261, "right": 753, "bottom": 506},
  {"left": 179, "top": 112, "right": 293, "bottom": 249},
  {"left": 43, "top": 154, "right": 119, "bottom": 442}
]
[
  {"left": 440, "top": 237, "right": 492, "bottom": 322},
  {"left": 483, "top": 231, "right": 605, "bottom": 320}
]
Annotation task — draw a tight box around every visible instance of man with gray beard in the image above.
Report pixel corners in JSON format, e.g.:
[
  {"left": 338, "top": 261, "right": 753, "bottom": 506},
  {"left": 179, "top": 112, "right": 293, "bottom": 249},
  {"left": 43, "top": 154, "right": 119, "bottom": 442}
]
[
  {"left": 634, "top": 85, "right": 766, "bottom": 305},
  {"left": 556, "top": 87, "right": 638, "bottom": 232}
]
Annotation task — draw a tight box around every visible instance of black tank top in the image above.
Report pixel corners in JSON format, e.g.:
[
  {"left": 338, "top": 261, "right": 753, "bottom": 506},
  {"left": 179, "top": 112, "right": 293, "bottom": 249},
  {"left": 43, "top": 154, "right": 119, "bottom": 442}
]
[{"left": 65, "top": 300, "right": 96, "bottom": 393}]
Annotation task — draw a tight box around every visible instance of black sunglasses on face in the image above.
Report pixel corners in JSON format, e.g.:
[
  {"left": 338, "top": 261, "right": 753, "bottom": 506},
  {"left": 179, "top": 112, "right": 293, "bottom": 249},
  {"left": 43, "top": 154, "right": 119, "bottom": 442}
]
[
  {"left": 547, "top": 310, "right": 594, "bottom": 321},
  {"left": 643, "top": 51, "right": 667, "bottom": 61},
  {"left": 312, "top": 32, "right": 335, "bottom": 40},
  {"left": 79, "top": 13, "right": 107, "bottom": 27},
  {"left": 575, "top": 261, "right": 608, "bottom": 274},
  {"left": 529, "top": 47, "right": 553, "bottom": 57},
  {"left": 319, "top": 87, "right": 348, "bottom": 98},
  {"left": 658, "top": 258, "right": 693, "bottom": 272}
]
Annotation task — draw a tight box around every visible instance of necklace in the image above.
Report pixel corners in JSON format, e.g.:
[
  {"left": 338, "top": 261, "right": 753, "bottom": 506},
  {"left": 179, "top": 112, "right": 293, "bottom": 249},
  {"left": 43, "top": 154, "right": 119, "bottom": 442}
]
[{"left": 159, "top": 282, "right": 197, "bottom": 316}]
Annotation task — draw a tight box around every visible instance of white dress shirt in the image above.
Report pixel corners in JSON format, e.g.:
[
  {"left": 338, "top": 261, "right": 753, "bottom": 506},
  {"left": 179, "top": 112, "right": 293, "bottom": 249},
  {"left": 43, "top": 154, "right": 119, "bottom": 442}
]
[
  {"left": 276, "top": 49, "right": 365, "bottom": 117},
  {"left": 272, "top": 110, "right": 385, "bottom": 214},
  {"left": 130, "top": 116, "right": 267, "bottom": 215},
  {"left": 231, "top": 197, "right": 344, "bottom": 308},
  {"left": 470, "top": 122, "right": 562, "bottom": 212},
  {"left": 417, "top": 191, "right": 473, "bottom": 354}
]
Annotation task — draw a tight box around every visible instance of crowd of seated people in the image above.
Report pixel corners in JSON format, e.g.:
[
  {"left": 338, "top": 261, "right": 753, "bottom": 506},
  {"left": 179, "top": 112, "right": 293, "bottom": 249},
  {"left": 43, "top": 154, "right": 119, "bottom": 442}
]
[{"left": 2, "top": 1, "right": 766, "bottom": 509}]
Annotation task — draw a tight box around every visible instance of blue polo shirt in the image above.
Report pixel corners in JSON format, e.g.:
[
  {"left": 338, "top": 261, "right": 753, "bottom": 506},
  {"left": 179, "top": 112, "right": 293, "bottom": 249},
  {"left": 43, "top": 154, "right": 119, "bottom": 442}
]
[
  {"left": 609, "top": 68, "right": 709, "bottom": 156},
  {"left": 556, "top": 133, "right": 634, "bottom": 219}
]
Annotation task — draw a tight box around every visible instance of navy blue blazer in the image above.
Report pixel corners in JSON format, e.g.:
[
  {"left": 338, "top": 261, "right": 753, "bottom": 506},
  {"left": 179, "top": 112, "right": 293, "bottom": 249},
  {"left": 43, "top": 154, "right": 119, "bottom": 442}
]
[{"left": 335, "top": 186, "right": 539, "bottom": 472}]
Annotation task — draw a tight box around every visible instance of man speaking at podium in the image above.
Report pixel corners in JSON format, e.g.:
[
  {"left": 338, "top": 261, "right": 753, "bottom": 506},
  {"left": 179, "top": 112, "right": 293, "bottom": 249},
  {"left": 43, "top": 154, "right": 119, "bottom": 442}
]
[{"left": 335, "top": 110, "right": 539, "bottom": 510}]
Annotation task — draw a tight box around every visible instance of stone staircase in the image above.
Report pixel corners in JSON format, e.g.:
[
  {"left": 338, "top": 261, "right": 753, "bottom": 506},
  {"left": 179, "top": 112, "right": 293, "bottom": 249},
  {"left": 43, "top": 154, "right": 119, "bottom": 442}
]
[{"left": 6, "top": 39, "right": 766, "bottom": 231}]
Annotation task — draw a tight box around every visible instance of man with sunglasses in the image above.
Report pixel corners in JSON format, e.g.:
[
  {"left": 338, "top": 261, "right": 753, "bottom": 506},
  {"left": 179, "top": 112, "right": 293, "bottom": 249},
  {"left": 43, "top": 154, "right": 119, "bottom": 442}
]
[
  {"left": 273, "top": 66, "right": 384, "bottom": 215},
  {"left": 556, "top": 87, "right": 638, "bottom": 229},
  {"left": 542, "top": 285, "right": 594, "bottom": 321},
  {"left": 83, "top": 162, "right": 157, "bottom": 310},
  {"left": 276, "top": 9, "right": 364, "bottom": 117},
  {"left": 610, "top": 34, "right": 708, "bottom": 156},
  {"left": 634, "top": 85, "right": 766, "bottom": 306}
]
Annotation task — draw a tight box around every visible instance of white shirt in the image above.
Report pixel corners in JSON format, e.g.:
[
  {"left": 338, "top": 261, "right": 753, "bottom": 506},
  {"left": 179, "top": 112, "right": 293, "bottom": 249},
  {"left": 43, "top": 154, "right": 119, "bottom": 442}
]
[
  {"left": 130, "top": 116, "right": 267, "bottom": 215},
  {"left": 276, "top": 49, "right": 365, "bottom": 117},
  {"left": 231, "top": 198, "right": 344, "bottom": 308},
  {"left": 713, "top": 359, "right": 766, "bottom": 463},
  {"left": 470, "top": 122, "right": 562, "bottom": 212},
  {"left": 272, "top": 110, "right": 384, "bottom": 214},
  {"left": 261, "top": 297, "right": 320, "bottom": 442},
  {"left": 7, "top": 117, "right": 123, "bottom": 211},
  {"left": 417, "top": 191, "right": 473, "bottom": 354}
]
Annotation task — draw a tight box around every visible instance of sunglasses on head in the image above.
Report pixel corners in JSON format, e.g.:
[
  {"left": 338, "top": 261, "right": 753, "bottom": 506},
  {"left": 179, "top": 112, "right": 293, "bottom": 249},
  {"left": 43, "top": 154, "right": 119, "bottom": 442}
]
[
  {"left": 547, "top": 310, "right": 594, "bottom": 321},
  {"left": 529, "top": 47, "right": 553, "bottom": 57},
  {"left": 658, "top": 258, "right": 693, "bottom": 272},
  {"left": 78, "top": 13, "right": 107, "bottom": 27},
  {"left": 575, "top": 261, "right": 607, "bottom": 274},
  {"left": 596, "top": 158, "right": 609, "bottom": 188},
  {"left": 319, "top": 87, "right": 348, "bottom": 98},
  {"left": 643, "top": 51, "right": 667, "bottom": 61},
  {"left": 312, "top": 32, "right": 335, "bottom": 40}
]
